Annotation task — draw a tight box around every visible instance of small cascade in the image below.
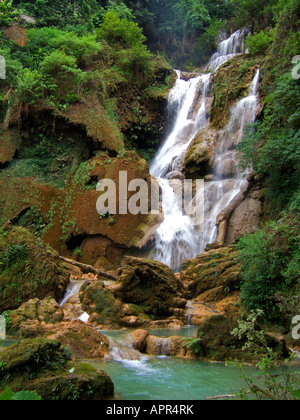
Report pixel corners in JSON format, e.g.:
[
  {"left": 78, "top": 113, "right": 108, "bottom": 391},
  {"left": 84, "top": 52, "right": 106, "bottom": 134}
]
[
  {"left": 59, "top": 280, "right": 85, "bottom": 307},
  {"left": 150, "top": 72, "right": 211, "bottom": 271},
  {"left": 108, "top": 337, "right": 145, "bottom": 362},
  {"left": 206, "top": 28, "right": 248, "bottom": 73}
]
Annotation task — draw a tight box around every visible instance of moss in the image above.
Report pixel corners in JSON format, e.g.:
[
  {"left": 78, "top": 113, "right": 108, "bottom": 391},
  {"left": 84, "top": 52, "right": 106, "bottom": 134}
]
[
  {"left": 210, "top": 55, "right": 262, "bottom": 129},
  {"left": 0, "top": 338, "right": 114, "bottom": 400},
  {"left": 0, "top": 226, "right": 69, "bottom": 312}
]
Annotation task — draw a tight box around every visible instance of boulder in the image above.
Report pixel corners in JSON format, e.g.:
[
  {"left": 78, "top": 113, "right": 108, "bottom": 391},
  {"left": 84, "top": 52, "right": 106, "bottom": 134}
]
[
  {"left": 45, "top": 320, "right": 110, "bottom": 359},
  {"left": 130, "top": 329, "right": 150, "bottom": 352},
  {"left": 115, "top": 256, "right": 186, "bottom": 317},
  {"left": 0, "top": 338, "right": 114, "bottom": 400},
  {"left": 79, "top": 281, "right": 123, "bottom": 328}
]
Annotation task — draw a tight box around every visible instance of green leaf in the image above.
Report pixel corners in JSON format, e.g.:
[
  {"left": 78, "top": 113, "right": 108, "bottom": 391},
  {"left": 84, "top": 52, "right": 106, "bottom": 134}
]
[
  {"left": 0, "top": 387, "right": 14, "bottom": 401},
  {"left": 293, "top": 390, "right": 300, "bottom": 400},
  {"left": 11, "top": 391, "right": 43, "bottom": 401}
]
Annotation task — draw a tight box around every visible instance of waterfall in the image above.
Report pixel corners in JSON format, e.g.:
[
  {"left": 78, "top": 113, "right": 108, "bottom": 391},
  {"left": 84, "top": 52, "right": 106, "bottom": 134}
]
[
  {"left": 196, "top": 69, "right": 260, "bottom": 252},
  {"left": 206, "top": 28, "right": 248, "bottom": 73},
  {"left": 150, "top": 72, "right": 211, "bottom": 272},
  {"left": 149, "top": 31, "right": 259, "bottom": 271}
]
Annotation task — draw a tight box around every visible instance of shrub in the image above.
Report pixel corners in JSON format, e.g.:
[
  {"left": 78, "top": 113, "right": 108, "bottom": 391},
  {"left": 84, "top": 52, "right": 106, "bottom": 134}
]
[
  {"left": 246, "top": 30, "right": 275, "bottom": 55},
  {"left": 237, "top": 213, "right": 300, "bottom": 324}
]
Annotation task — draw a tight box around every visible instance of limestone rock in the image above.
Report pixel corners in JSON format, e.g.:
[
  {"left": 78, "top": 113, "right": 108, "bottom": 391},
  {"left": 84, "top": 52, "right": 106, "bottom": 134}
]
[
  {"left": 45, "top": 320, "right": 110, "bottom": 359},
  {"left": 79, "top": 281, "right": 123, "bottom": 328},
  {"left": 130, "top": 329, "right": 150, "bottom": 351},
  {"left": 225, "top": 188, "right": 262, "bottom": 244}
]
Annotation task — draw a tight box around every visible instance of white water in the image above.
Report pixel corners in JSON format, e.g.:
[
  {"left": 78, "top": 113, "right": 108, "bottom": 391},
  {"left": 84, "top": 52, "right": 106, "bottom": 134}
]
[
  {"left": 196, "top": 69, "right": 260, "bottom": 252},
  {"left": 207, "top": 28, "right": 248, "bottom": 73},
  {"left": 150, "top": 30, "right": 260, "bottom": 271},
  {"left": 150, "top": 72, "right": 211, "bottom": 271},
  {"left": 59, "top": 280, "right": 85, "bottom": 307}
]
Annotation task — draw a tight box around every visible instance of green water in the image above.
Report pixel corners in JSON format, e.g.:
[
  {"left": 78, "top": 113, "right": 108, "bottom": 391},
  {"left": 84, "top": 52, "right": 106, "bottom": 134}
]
[{"left": 89, "top": 357, "right": 257, "bottom": 400}]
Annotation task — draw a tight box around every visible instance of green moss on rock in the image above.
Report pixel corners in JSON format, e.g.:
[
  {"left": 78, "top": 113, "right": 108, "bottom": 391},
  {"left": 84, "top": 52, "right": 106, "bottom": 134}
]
[{"left": 0, "top": 226, "right": 70, "bottom": 312}]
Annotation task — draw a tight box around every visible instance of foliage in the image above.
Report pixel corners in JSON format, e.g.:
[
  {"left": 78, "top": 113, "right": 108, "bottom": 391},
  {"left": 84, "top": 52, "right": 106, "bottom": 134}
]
[
  {"left": 13, "top": 0, "right": 98, "bottom": 28},
  {"left": 0, "top": 387, "right": 43, "bottom": 400},
  {"left": 229, "top": 311, "right": 300, "bottom": 400},
  {"left": 237, "top": 213, "right": 300, "bottom": 324},
  {"left": 246, "top": 30, "right": 275, "bottom": 55},
  {"left": 182, "top": 335, "right": 203, "bottom": 355},
  {"left": 0, "top": 243, "right": 28, "bottom": 268},
  {"left": 238, "top": 71, "right": 300, "bottom": 212},
  {"left": 0, "top": 1, "right": 20, "bottom": 26}
]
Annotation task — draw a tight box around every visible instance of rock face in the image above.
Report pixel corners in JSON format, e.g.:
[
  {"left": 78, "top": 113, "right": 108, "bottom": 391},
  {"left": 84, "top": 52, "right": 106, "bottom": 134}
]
[
  {"left": 45, "top": 320, "right": 110, "bottom": 359},
  {"left": 183, "top": 126, "right": 217, "bottom": 179},
  {"left": 0, "top": 338, "right": 114, "bottom": 400},
  {"left": 0, "top": 151, "right": 161, "bottom": 269},
  {"left": 225, "top": 187, "right": 263, "bottom": 245},
  {"left": 115, "top": 256, "right": 186, "bottom": 317},
  {"left": 0, "top": 227, "right": 70, "bottom": 313}
]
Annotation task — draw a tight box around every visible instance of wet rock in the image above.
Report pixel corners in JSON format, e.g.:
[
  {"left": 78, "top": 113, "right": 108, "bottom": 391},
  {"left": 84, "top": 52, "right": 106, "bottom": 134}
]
[
  {"left": 225, "top": 188, "right": 262, "bottom": 244},
  {"left": 79, "top": 281, "right": 123, "bottom": 329},
  {"left": 45, "top": 320, "right": 110, "bottom": 359},
  {"left": 183, "top": 126, "right": 217, "bottom": 179},
  {"left": 130, "top": 329, "right": 149, "bottom": 351}
]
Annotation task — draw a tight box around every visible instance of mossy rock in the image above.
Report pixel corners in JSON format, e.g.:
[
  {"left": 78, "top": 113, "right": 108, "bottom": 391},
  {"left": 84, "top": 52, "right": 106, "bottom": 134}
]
[
  {"left": 181, "top": 246, "right": 241, "bottom": 298},
  {"left": 183, "top": 127, "right": 217, "bottom": 179},
  {"left": 0, "top": 226, "right": 70, "bottom": 313},
  {"left": 80, "top": 281, "right": 123, "bottom": 328},
  {"left": 115, "top": 256, "right": 185, "bottom": 316},
  {"left": 0, "top": 338, "right": 114, "bottom": 400},
  {"left": 210, "top": 56, "right": 261, "bottom": 129}
]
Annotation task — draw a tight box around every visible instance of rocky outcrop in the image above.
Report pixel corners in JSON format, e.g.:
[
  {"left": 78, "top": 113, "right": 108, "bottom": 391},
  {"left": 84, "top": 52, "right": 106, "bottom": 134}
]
[
  {"left": 0, "top": 128, "right": 19, "bottom": 165},
  {"left": 181, "top": 246, "right": 241, "bottom": 299},
  {"left": 225, "top": 186, "right": 263, "bottom": 245},
  {"left": 0, "top": 338, "right": 114, "bottom": 400},
  {"left": 183, "top": 126, "right": 218, "bottom": 179},
  {"left": 0, "top": 227, "right": 70, "bottom": 313}
]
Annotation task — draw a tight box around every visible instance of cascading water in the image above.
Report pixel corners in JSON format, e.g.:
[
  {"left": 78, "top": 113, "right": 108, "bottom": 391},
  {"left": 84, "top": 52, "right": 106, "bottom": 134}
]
[
  {"left": 196, "top": 69, "right": 260, "bottom": 252},
  {"left": 206, "top": 28, "right": 248, "bottom": 73},
  {"left": 150, "top": 72, "right": 211, "bottom": 271},
  {"left": 150, "top": 29, "right": 260, "bottom": 271}
]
